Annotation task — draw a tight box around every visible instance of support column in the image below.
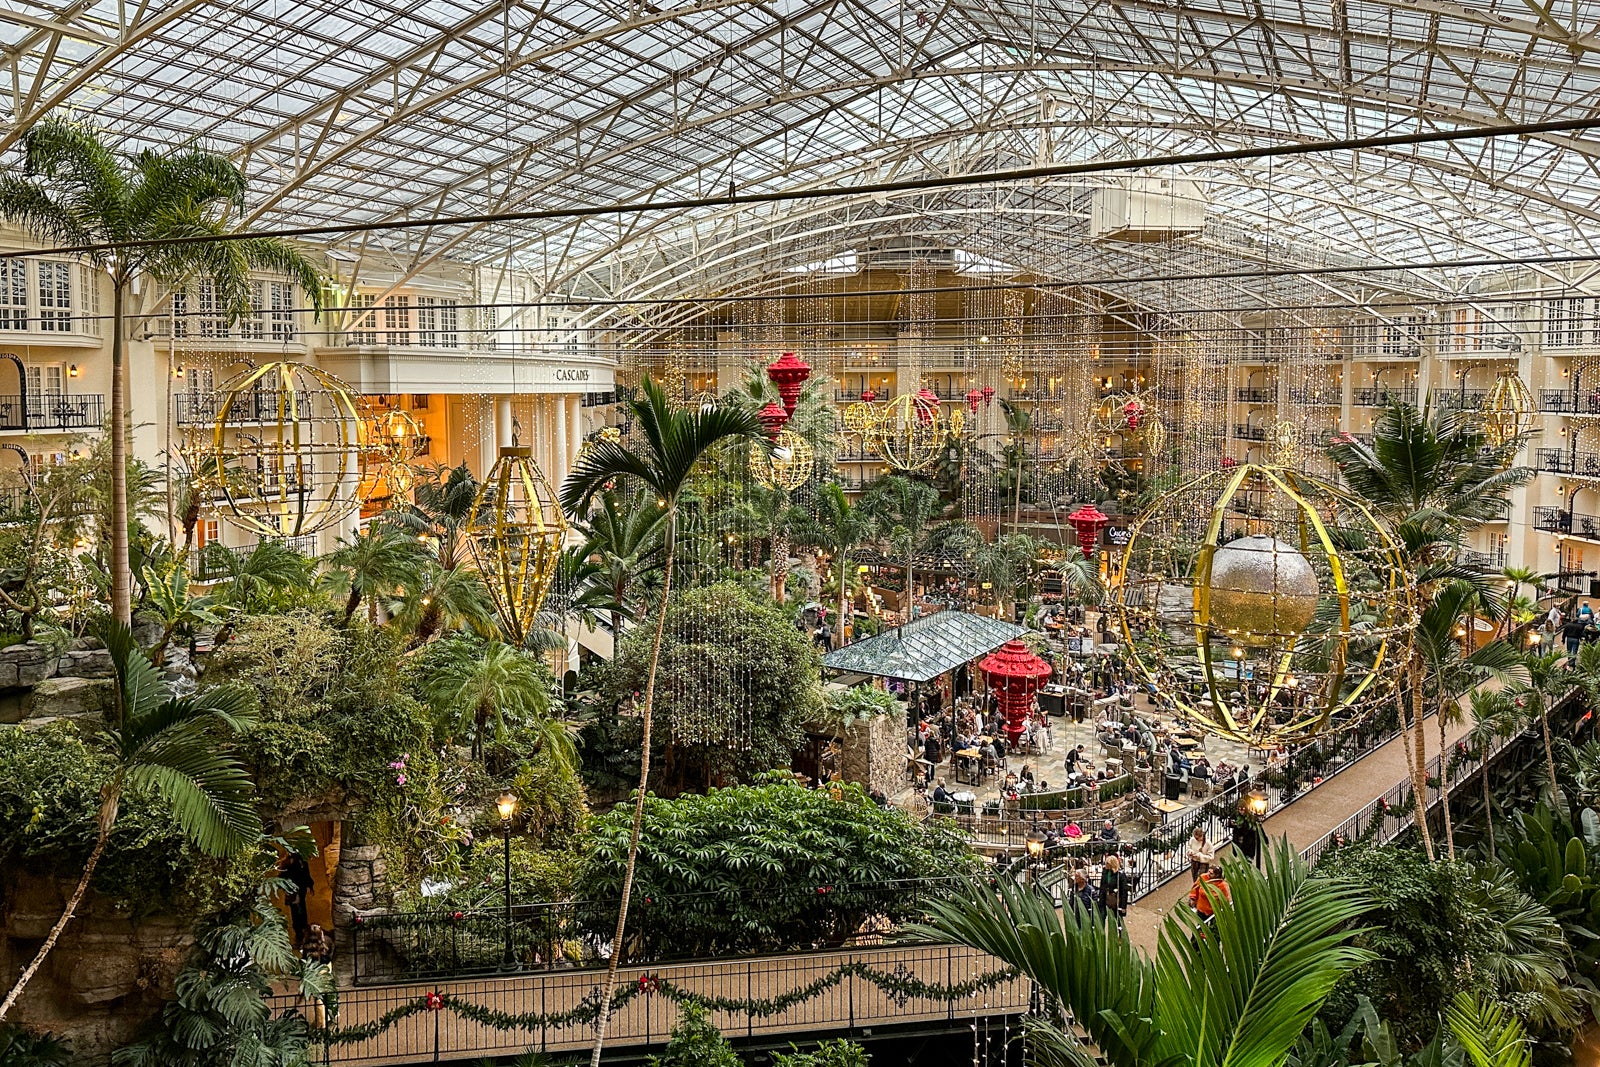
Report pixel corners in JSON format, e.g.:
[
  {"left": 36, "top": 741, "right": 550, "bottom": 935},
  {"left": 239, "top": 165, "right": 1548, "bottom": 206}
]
[
  {"left": 566, "top": 395, "right": 582, "bottom": 470},
  {"left": 495, "top": 397, "right": 513, "bottom": 449},
  {"left": 478, "top": 397, "right": 496, "bottom": 476},
  {"left": 539, "top": 395, "right": 556, "bottom": 478},
  {"left": 554, "top": 392, "right": 569, "bottom": 487}
]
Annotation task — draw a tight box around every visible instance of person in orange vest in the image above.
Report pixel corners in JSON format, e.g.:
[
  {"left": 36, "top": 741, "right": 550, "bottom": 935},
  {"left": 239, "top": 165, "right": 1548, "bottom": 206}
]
[{"left": 1187, "top": 863, "right": 1231, "bottom": 920}]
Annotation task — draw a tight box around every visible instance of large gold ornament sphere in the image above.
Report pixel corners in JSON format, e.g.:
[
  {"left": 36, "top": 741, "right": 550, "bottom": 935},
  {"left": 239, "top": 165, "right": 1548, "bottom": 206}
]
[
  {"left": 1110, "top": 463, "right": 1412, "bottom": 746},
  {"left": 211, "top": 361, "right": 364, "bottom": 539},
  {"left": 466, "top": 446, "right": 568, "bottom": 646}
]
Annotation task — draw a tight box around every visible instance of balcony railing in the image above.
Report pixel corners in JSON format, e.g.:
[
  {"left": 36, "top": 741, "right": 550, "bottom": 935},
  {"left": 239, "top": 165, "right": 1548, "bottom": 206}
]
[
  {"left": 1351, "top": 385, "right": 1418, "bottom": 406},
  {"left": 1539, "top": 390, "right": 1600, "bottom": 415},
  {"left": 1435, "top": 389, "right": 1488, "bottom": 410},
  {"left": 1288, "top": 387, "right": 1340, "bottom": 405},
  {"left": 1461, "top": 549, "right": 1508, "bottom": 569},
  {"left": 0, "top": 393, "right": 105, "bottom": 431},
  {"left": 175, "top": 390, "right": 311, "bottom": 426},
  {"left": 190, "top": 535, "right": 319, "bottom": 581},
  {"left": 1234, "top": 387, "right": 1274, "bottom": 403},
  {"left": 1534, "top": 447, "right": 1600, "bottom": 476},
  {"left": 1533, "top": 505, "right": 1600, "bottom": 539},
  {"left": 833, "top": 390, "right": 895, "bottom": 403},
  {"left": 1232, "top": 424, "right": 1268, "bottom": 441}
]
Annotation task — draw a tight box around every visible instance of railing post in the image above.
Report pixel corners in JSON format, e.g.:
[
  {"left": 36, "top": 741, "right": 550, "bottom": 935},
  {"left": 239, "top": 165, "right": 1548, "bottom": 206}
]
[
  {"left": 847, "top": 953, "right": 855, "bottom": 1034},
  {"left": 748, "top": 961, "right": 754, "bottom": 1039}
]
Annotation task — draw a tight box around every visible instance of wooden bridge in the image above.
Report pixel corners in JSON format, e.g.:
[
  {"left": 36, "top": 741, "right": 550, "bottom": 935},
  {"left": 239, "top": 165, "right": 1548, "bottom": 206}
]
[{"left": 297, "top": 944, "right": 1028, "bottom": 1064}]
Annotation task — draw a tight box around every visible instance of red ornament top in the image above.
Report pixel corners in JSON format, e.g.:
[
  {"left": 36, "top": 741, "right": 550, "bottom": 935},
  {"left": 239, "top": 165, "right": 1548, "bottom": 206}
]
[
  {"left": 981, "top": 385, "right": 996, "bottom": 406},
  {"left": 966, "top": 388, "right": 982, "bottom": 413},
  {"left": 1066, "top": 503, "right": 1110, "bottom": 557},
  {"left": 757, "top": 401, "right": 789, "bottom": 440},
  {"left": 767, "top": 352, "right": 812, "bottom": 417},
  {"left": 977, "top": 639, "right": 1053, "bottom": 686},
  {"left": 914, "top": 388, "right": 939, "bottom": 425},
  {"left": 860, "top": 387, "right": 877, "bottom": 403}
]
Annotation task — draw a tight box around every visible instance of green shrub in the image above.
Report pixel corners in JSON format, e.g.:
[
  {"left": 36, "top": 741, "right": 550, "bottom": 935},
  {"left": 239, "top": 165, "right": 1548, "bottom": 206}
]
[
  {"left": 774, "top": 1038, "right": 871, "bottom": 1067},
  {"left": 577, "top": 774, "right": 976, "bottom": 957},
  {"left": 648, "top": 1003, "right": 739, "bottom": 1067}
]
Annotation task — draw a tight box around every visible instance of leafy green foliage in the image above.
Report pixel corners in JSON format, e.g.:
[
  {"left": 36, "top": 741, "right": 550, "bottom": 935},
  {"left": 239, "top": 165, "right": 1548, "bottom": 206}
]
[
  {"left": 825, "top": 685, "right": 898, "bottom": 729},
  {"left": 112, "top": 884, "right": 332, "bottom": 1067},
  {"left": 215, "top": 613, "right": 430, "bottom": 811},
  {"left": 646, "top": 1003, "right": 739, "bottom": 1067},
  {"left": 602, "top": 582, "right": 821, "bottom": 793},
  {"left": 772, "top": 1039, "right": 871, "bottom": 1067},
  {"left": 417, "top": 635, "right": 567, "bottom": 763},
  {"left": 577, "top": 775, "right": 974, "bottom": 957},
  {"left": 0, "top": 1025, "right": 73, "bottom": 1067},
  {"left": 915, "top": 841, "right": 1373, "bottom": 1067}
]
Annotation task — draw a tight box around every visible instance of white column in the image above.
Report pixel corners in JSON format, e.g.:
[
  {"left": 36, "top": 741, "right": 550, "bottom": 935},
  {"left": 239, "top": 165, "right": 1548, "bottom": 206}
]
[
  {"left": 539, "top": 395, "right": 555, "bottom": 478},
  {"left": 566, "top": 395, "right": 582, "bottom": 469},
  {"left": 495, "top": 396, "right": 513, "bottom": 450},
  {"left": 554, "top": 392, "right": 569, "bottom": 487},
  {"left": 477, "top": 397, "right": 495, "bottom": 476}
]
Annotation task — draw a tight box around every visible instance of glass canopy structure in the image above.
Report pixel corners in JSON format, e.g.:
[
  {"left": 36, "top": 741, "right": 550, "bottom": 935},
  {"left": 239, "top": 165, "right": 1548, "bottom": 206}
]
[{"left": 2, "top": 0, "right": 1599, "bottom": 320}]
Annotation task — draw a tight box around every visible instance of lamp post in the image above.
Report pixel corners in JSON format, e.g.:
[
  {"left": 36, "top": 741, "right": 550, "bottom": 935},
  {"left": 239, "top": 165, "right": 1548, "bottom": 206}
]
[
  {"left": 496, "top": 791, "right": 518, "bottom": 971},
  {"left": 1245, "top": 787, "right": 1269, "bottom": 820},
  {"left": 1025, "top": 831, "right": 1044, "bottom": 887}
]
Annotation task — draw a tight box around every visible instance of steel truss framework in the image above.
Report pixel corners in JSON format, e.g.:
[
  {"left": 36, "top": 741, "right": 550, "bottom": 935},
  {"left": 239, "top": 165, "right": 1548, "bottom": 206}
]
[{"left": 4, "top": 0, "right": 1600, "bottom": 323}]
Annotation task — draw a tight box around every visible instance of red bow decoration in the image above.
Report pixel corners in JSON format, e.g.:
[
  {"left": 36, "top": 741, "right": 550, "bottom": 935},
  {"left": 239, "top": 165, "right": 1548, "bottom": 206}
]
[
  {"left": 638, "top": 973, "right": 659, "bottom": 994},
  {"left": 425, "top": 991, "right": 445, "bottom": 1011}
]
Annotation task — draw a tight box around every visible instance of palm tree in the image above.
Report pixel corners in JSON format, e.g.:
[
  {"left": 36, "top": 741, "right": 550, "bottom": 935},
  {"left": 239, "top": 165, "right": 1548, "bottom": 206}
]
[
  {"left": 390, "top": 463, "right": 481, "bottom": 570},
  {"left": 1411, "top": 579, "right": 1527, "bottom": 859},
  {"left": 322, "top": 522, "right": 430, "bottom": 623},
  {"left": 912, "top": 840, "right": 1373, "bottom": 1067},
  {"left": 420, "top": 636, "right": 571, "bottom": 765},
  {"left": 1464, "top": 688, "right": 1522, "bottom": 860},
  {"left": 142, "top": 559, "right": 226, "bottom": 666},
  {"left": 1513, "top": 648, "right": 1569, "bottom": 815},
  {"left": 0, "top": 117, "right": 326, "bottom": 627},
  {"left": 386, "top": 563, "right": 496, "bottom": 645},
  {"left": 0, "top": 623, "right": 259, "bottom": 1021},
  {"left": 788, "top": 481, "right": 877, "bottom": 642},
  {"left": 576, "top": 488, "right": 666, "bottom": 642},
  {"left": 559, "top": 376, "right": 765, "bottom": 1067},
  {"left": 1497, "top": 565, "right": 1549, "bottom": 639},
  {"left": 996, "top": 399, "right": 1034, "bottom": 534},
  {"left": 856, "top": 474, "right": 941, "bottom": 614},
  {"left": 1328, "top": 400, "right": 1530, "bottom": 860},
  {"left": 969, "top": 533, "right": 1042, "bottom": 616}
]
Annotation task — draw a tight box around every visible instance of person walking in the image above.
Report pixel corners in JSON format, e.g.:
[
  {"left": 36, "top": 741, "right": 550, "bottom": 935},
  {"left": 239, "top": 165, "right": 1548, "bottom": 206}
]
[
  {"left": 1099, "top": 854, "right": 1128, "bottom": 924},
  {"left": 279, "top": 851, "right": 315, "bottom": 946},
  {"left": 1185, "top": 827, "right": 1215, "bottom": 881}
]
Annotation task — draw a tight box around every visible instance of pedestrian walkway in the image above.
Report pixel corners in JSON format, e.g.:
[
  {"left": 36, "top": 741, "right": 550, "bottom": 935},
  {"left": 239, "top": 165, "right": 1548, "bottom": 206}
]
[{"left": 1121, "top": 714, "right": 1475, "bottom": 953}]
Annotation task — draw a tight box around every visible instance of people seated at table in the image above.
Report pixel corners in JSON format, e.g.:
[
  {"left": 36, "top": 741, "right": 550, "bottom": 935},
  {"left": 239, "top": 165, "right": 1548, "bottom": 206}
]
[
  {"left": 1062, "top": 819, "right": 1084, "bottom": 839},
  {"left": 1018, "top": 763, "right": 1035, "bottom": 786},
  {"left": 1098, "top": 819, "right": 1120, "bottom": 843},
  {"left": 931, "top": 779, "right": 954, "bottom": 805},
  {"left": 1191, "top": 755, "right": 1212, "bottom": 781}
]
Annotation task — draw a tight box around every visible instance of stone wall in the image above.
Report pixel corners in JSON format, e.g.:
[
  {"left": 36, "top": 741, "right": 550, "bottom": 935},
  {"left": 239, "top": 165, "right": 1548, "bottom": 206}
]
[
  {"left": 828, "top": 712, "right": 904, "bottom": 796},
  {"left": 0, "top": 638, "right": 116, "bottom": 726},
  {"left": 0, "top": 870, "right": 191, "bottom": 1060}
]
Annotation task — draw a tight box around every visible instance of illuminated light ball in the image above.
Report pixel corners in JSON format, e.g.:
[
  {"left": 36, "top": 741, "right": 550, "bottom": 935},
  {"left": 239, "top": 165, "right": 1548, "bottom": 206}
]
[
  {"left": 870, "top": 393, "right": 942, "bottom": 472},
  {"left": 1207, "top": 534, "right": 1320, "bottom": 640},
  {"left": 753, "top": 429, "right": 815, "bottom": 490},
  {"left": 1110, "top": 463, "right": 1413, "bottom": 746},
  {"left": 212, "top": 361, "right": 364, "bottom": 538},
  {"left": 1480, "top": 372, "right": 1535, "bottom": 451},
  {"left": 465, "top": 446, "right": 569, "bottom": 646}
]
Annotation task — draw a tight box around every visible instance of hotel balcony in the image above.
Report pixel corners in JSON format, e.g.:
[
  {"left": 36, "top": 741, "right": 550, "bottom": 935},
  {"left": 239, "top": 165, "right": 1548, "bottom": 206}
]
[{"left": 0, "top": 393, "right": 104, "bottom": 432}]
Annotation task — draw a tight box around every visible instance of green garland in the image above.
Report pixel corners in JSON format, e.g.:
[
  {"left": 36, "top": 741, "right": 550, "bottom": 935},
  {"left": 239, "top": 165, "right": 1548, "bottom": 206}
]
[{"left": 312, "top": 962, "right": 1018, "bottom": 1046}]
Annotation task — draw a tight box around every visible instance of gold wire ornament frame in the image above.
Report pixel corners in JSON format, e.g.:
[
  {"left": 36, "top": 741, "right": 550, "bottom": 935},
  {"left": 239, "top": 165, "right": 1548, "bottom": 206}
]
[
  {"left": 466, "top": 445, "right": 569, "bottom": 647},
  {"left": 1111, "top": 464, "right": 1413, "bottom": 746},
  {"left": 1480, "top": 371, "right": 1536, "bottom": 451},
  {"left": 753, "top": 429, "right": 815, "bottom": 490},
  {"left": 869, "top": 392, "right": 943, "bottom": 472},
  {"left": 211, "top": 361, "right": 365, "bottom": 538}
]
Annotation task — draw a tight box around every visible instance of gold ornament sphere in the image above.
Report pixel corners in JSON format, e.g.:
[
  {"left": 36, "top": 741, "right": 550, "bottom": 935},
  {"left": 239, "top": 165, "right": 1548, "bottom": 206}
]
[
  {"left": 870, "top": 393, "right": 942, "bottom": 472},
  {"left": 753, "top": 429, "right": 815, "bottom": 490},
  {"left": 211, "top": 361, "right": 365, "bottom": 539},
  {"left": 1110, "top": 463, "right": 1412, "bottom": 746}
]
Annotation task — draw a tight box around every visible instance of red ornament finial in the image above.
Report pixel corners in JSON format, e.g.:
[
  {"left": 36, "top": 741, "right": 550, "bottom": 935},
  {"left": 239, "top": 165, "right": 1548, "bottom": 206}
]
[
  {"left": 860, "top": 387, "right": 877, "bottom": 403},
  {"left": 757, "top": 401, "right": 789, "bottom": 440},
  {"left": 766, "top": 352, "right": 812, "bottom": 418},
  {"left": 981, "top": 385, "right": 996, "bottom": 407},
  {"left": 966, "top": 388, "right": 982, "bottom": 413},
  {"left": 914, "top": 388, "right": 939, "bottom": 426}
]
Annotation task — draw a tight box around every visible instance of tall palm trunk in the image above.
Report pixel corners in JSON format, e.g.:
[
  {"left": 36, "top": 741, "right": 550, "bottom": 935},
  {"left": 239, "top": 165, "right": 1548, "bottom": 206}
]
[
  {"left": 1401, "top": 667, "right": 1436, "bottom": 860},
  {"left": 1539, "top": 694, "right": 1561, "bottom": 813},
  {"left": 1482, "top": 755, "right": 1496, "bottom": 861},
  {"left": 110, "top": 279, "right": 131, "bottom": 627},
  {"left": 0, "top": 795, "right": 115, "bottom": 1021},
  {"left": 591, "top": 516, "right": 674, "bottom": 1067},
  {"left": 1437, "top": 701, "right": 1455, "bottom": 860}
]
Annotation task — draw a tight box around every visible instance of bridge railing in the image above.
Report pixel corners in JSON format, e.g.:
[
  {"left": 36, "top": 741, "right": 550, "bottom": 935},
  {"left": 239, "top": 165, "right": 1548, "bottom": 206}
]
[{"left": 349, "top": 877, "right": 966, "bottom": 985}]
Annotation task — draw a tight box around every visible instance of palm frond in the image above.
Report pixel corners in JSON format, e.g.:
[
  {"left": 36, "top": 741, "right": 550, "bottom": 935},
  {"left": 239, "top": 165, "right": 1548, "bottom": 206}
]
[{"left": 1443, "top": 993, "right": 1531, "bottom": 1067}]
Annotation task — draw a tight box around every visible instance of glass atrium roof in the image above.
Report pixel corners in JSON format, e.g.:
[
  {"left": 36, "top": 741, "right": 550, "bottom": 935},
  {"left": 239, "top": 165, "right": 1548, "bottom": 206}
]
[{"left": 3, "top": 0, "right": 1599, "bottom": 317}]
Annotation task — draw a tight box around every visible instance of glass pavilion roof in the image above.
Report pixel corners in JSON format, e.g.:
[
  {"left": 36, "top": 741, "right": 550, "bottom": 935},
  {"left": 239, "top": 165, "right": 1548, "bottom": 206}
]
[
  {"left": 823, "top": 610, "right": 1026, "bottom": 682},
  {"left": 3, "top": 0, "right": 1599, "bottom": 319}
]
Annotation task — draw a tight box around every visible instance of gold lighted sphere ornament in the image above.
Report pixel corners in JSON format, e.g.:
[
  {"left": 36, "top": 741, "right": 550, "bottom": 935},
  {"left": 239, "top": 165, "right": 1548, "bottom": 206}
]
[
  {"left": 842, "top": 400, "right": 878, "bottom": 436},
  {"left": 1110, "top": 463, "right": 1412, "bottom": 746},
  {"left": 753, "top": 429, "right": 815, "bottom": 490},
  {"left": 869, "top": 392, "right": 942, "bottom": 472},
  {"left": 466, "top": 445, "right": 569, "bottom": 646},
  {"left": 1480, "top": 372, "right": 1535, "bottom": 451},
  {"left": 211, "top": 361, "right": 364, "bottom": 538}
]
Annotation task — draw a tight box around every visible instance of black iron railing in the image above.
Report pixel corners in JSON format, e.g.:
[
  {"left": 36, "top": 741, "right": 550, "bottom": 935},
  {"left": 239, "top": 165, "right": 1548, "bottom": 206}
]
[
  {"left": 174, "top": 390, "right": 312, "bottom": 425},
  {"left": 1232, "top": 424, "right": 1267, "bottom": 441},
  {"left": 1435, "top": 389, "right": 1487, "bottom": 410},
  {"left": 0, "top": 393, "right": 104, "bottom": 431},
  {"left": 349, "top": 877, "right": 965, "bottom": 985},
  {"left": 1351, "top": 385, "right": 1417, "bottom": 406},
  {"left": 1540, "top": 390, "right": 1600, "bottom": 415},
  {"left": 1234, "top": 387, "right": 1273, "bottom": 403}
]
